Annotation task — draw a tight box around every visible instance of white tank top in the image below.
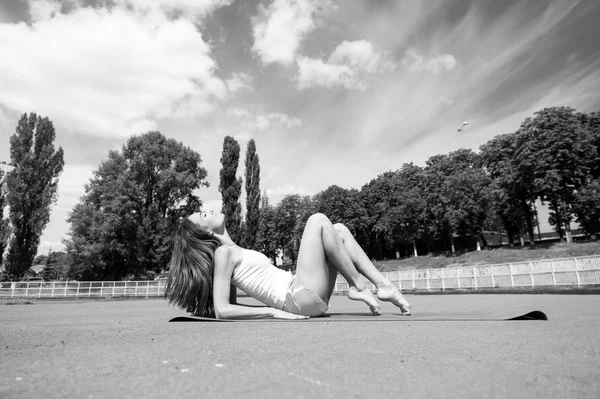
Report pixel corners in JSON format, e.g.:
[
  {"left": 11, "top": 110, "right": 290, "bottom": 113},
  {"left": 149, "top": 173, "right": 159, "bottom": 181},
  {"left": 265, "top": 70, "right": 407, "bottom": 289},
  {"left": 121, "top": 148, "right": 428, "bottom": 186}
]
[{"left": 230, "top": 247, "right": 292, "bottom": 310}]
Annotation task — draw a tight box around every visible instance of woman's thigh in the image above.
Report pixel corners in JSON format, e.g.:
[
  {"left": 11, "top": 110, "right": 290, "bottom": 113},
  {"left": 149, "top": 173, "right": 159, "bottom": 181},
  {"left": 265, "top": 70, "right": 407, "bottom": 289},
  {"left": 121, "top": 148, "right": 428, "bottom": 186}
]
[{"left": 294, "top": 214, "right": 331, "bottom": 301}]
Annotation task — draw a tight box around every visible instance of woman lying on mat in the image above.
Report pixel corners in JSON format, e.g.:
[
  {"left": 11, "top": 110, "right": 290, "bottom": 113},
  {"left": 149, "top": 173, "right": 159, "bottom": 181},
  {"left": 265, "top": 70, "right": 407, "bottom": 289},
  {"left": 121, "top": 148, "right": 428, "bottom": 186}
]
[{"left": 165, "top": 211, "right": 411, "bottom": 320}]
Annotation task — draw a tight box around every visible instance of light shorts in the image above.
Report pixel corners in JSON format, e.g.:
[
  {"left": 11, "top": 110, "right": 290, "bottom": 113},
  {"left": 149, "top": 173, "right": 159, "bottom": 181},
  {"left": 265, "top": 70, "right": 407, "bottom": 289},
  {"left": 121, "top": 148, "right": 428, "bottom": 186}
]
[{"left": 282, "top": 276, "right": 329, "bottom": 317}]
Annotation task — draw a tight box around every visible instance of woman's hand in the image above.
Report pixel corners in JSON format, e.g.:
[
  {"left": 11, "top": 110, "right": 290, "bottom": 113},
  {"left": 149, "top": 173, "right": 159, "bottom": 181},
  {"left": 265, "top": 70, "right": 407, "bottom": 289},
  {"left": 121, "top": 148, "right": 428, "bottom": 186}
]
[{"left": 271, "top": 309, "right": 309, "bottom": 320}]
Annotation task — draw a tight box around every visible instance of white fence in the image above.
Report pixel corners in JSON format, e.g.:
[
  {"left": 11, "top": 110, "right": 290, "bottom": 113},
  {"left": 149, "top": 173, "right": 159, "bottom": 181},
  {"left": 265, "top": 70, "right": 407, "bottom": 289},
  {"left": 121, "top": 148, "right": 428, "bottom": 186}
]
[
  {"left": 0, "top": 280, "right": 167, "bottom": 299},
  {"left": 335, "top": 255, "right": 600, "bottom": 293},
  {"left": 2, "top": 255, "right": 600, "bottom": 299}
]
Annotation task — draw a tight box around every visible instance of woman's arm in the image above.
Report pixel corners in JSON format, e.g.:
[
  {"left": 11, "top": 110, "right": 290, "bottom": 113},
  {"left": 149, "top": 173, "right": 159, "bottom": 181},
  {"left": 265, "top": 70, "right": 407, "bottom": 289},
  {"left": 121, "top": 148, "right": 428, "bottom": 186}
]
[{"left": 213, "top": 246, "right": 307, "bottom": 320}]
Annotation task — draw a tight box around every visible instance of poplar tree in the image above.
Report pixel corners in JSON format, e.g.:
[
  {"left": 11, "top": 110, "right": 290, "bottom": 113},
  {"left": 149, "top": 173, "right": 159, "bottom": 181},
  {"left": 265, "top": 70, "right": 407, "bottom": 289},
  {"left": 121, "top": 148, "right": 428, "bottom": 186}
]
[
  {"left": 5, "top": 113, "right": 64, "bottom": 279},
  {"left": 0, "top": 168, "right": 10, "bottom": 265},
  {"left": 244, "top": 139, "right": 261, "bottom": 249},
  {"left": 219, "top": 136, "right": 242, "bottom": 242},
  {"left": 274, "top": 194, "right": 302, "bottom": 265},
  {"left": 255, "top": 191, "right": 278, "bottom": 263}
]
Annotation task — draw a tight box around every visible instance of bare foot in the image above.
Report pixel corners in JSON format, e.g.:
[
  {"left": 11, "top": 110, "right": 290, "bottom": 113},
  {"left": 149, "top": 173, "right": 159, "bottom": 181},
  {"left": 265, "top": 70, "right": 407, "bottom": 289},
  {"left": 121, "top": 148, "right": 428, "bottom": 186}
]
[
  {"left": 347, "top": 286, "right": 381, "bottom": 316},
  {"left": 376, "top": 283, "right": 411, "bottom": 315}
]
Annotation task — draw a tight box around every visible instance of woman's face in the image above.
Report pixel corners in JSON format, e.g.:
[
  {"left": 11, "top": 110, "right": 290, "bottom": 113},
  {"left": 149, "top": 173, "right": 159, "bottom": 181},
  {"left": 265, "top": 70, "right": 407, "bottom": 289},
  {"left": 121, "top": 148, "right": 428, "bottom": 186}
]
[{"left": 188, "top": 210, "right": 225, "bottom": 234}]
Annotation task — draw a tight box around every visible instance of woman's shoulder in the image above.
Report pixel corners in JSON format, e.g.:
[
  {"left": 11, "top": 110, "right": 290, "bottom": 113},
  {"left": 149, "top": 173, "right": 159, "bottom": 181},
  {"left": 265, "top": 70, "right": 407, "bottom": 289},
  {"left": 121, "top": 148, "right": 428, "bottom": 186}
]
[
  {"left": 214, "top": 245, "right": 232, "bottom": 264},
  {"left": 215, "top": 245, "right": 243, "bottom": 268}
]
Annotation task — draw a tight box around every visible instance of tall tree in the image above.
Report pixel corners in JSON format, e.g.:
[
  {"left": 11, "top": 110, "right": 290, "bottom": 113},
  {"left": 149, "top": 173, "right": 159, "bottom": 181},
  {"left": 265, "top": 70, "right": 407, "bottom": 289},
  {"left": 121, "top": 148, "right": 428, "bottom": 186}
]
[
  {"left": 243, "top": 139, "right": 261, "bottom": 249},
  {"left": 423, "top": 149, "right": 490, "bottom": 253},
  {"left": 219, "top": 136, "right": 242, "bottom": 243},
  {"left": 41, "top": 250, "right": 69, "bottom": 281},
  {"left": 313, "top": 185, "right": 368, "bottom": 248},
  {"left": 65, "top": 131, "right": 206, "bottom": 280},
  {"left": 255, "top": 192, "right": 278, "bottom": 264},
  {"left": 360, "top": 171, "right": 399, "bottom": 258},
  {"left": 422, "top": 154, "right": 457, "bottom": 253},
  {"left": 580, "top": 110, "right": 600, "bottom": 179},
  {"left": 480, "top": 133, "right": 536, "bottom": 245},
  {"left": 514, "top": 107, "right": 597, "bottom": 242},
  {"left": 274, "top": 194, "right": 302, "bottom": 265},
  {"left": 373, "top": 164, "right": 426, "bottom": 257},
  {"left": 572, "top": 179, "right": 600, "bottom": 237},
  {"left": 5, "top": 113, "right": 64, "bottom": 280},
  {"left": 0, "top": 167, "right": 11, "bottom": 265}
]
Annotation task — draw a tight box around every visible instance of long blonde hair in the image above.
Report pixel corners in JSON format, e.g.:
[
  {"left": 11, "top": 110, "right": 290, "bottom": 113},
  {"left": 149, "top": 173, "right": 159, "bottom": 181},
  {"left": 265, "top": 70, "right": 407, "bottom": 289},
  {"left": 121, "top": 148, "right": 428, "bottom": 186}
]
[{"left": 165, "top": 218, "right": 220, "bottom": 317}]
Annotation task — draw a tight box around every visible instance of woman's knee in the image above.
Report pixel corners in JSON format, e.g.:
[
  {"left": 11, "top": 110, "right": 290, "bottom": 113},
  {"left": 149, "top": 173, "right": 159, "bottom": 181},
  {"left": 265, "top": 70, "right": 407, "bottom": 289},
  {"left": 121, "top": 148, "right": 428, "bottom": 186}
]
[
  {"left": 306, "top": 213, "right": 330, "bottom": 227},
  {"left": 333, "top": 223, "right": 350, "bottom": 237}
]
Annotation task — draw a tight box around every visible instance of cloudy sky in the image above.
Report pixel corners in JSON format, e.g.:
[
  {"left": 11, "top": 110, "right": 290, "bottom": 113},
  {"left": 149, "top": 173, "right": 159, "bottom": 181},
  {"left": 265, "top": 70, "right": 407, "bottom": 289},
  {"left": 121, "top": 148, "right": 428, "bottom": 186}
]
[{"left": 1, "top": 0, "right": 599, "bottom": 255}]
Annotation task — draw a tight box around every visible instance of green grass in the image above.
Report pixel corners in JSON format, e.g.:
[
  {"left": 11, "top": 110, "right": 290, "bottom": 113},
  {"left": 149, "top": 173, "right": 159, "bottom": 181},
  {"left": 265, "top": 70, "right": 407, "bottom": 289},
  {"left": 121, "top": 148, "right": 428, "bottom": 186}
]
[{"left": 374, "top": 240, "right": 600, "bottom": 272}]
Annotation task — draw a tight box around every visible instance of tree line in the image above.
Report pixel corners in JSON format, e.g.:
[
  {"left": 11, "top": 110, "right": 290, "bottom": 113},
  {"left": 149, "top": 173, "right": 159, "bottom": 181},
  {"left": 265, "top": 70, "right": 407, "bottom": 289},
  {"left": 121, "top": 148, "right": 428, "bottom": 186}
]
[
  {"left": 0, "top": 106, "right": 598, "bottom": 281},
  {"left": 266, "top": 106, "right": 600, "bottom": 262}
]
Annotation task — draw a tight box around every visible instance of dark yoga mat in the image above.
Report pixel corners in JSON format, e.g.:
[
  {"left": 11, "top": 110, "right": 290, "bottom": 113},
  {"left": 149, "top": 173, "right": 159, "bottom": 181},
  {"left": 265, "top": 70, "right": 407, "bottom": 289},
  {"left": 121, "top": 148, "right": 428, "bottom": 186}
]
[{"left": 169, "top": 310, "right": 547, "bottom": 322}]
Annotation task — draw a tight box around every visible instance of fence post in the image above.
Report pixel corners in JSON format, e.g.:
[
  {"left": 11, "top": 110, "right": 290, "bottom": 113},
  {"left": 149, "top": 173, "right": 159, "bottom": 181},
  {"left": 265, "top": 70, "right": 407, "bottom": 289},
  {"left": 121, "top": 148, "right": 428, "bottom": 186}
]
[
  {"left": 550, "top": 259, "right": 556, "bottom": 286},
  {"left": 38, "top": 283, "right": 42, "bottom": 298},
  {"left": 491, "top": 265, "right": 495, "bottom": 288},
  {"left": 574, "top": 257, "right": 581, "bottom": 287},
  {"left": 473, "top": 266, "right": 478, "bottom": 290},
  {"left": 529, "top": 262, "right": 535, "bottom": 287},
  {"left": 412, "top": 270, "right": 416, "bottom": 290},
  {"left": 52, "top": 282, "right": 55, "bottom": 298},
  {"left": 88, "top": 282, "right": 92, "bottom": 297},
  {"left": 457, "top": 268, "right": 461, "bottom": 288},
  {"left": 441, "top": 269, "right": 445, "bottom": 291},
  {"left": 426, "top": 270, "right": 430, "bottom": 291},
  {"left": 509, "top": 264, "right": 514, "bottom": 287}
]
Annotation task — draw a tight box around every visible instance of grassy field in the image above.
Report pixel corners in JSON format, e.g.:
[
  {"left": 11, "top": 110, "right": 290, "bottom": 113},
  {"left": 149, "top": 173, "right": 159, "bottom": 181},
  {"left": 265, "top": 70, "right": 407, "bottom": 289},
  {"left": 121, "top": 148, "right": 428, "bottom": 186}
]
[{"left": 373, "top": 240, "right": 600, "bottom": 272}]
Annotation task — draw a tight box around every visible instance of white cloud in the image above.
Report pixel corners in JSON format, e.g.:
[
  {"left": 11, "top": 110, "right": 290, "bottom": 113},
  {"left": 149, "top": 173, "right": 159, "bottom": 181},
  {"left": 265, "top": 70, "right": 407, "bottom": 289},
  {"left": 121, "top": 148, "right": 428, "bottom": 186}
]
[
  {"left": 402, "top": 49, "right": 457, "bottom": 73},
  {"left": 54, "top": 164, "right": 96, "bottom": 214},
  {"left": 266, "top": 112, "right": 302, "bottom": 129},
  {"left": 0, "top": 1, "right": 231, "bottom": 139},
  {"left": 297, "top": 40, "right": 395, "bottom": 90},
  {"left": 227, "top": 107, "right": 302, "bottom": 131},
  {"left": 226, "top": 73, "right": 253, "bottom": 93},
  {"left": 228, "top": 107, "right": 253, "bottom": 119},
  {"left": 34, "top": 163, "right": 95, "bottom": 255},
  {"left": 200, "top": 199, "right": 223, "bottom": 213},
  {"left": 266, "top": 184, "right": 310, "bottom": 198},
  {"left": 252, "top": 0, "right": 333, "bottom": 66},
  {"left": 38, "top": 239, "right": 66, "bottom": 255},
  {"left": 330, "top": 40, "right": 396, "bottom": 74},
  {"left": 113, "top": 0, "right": 234, "bottom": 21},
  {"left": 28, "top": 0, "right": 62, "bottom": 21},
  {"left": 264, "top": 167, "right": 280, "bottom": 183}
]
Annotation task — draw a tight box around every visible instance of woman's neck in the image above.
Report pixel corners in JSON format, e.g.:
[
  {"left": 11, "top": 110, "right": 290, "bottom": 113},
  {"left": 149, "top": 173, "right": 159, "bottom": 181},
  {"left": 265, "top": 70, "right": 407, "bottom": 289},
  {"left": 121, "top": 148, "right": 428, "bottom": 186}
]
[{"left": 219, "top": 228, "right": 237, "bottom": 247}]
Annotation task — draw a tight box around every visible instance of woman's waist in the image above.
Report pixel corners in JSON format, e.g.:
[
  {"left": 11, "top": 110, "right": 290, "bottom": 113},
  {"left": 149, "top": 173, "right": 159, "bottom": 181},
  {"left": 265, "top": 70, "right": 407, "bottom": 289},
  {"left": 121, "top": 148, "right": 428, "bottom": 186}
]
[{"left": 233, "top": 267, "right": 292, "bottom": 307}]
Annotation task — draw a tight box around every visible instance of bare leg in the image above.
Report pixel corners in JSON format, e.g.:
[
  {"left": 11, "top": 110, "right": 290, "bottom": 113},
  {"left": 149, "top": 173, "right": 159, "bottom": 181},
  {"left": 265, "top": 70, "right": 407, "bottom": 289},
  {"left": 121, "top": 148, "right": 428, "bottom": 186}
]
[
  {"left": 333, "top": 223, "right": 411, "bottom": 315},
  {"left": 295, "top": 214, "right": 381, "bottom": 315}
]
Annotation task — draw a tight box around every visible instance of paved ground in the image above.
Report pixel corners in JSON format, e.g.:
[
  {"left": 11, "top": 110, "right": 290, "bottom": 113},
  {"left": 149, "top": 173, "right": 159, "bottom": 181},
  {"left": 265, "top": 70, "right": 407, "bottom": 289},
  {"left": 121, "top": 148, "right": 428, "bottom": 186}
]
[{"left": 1, "top": 295, "right": 599, "bottom": 398}]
